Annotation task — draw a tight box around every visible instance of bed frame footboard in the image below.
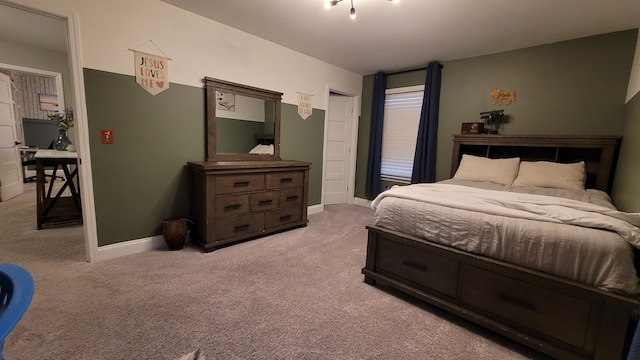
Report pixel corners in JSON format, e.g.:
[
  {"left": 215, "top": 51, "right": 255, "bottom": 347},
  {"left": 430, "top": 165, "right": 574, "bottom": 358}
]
[{"left": 362, "top": 225, "right": 640, "bottom": 360}]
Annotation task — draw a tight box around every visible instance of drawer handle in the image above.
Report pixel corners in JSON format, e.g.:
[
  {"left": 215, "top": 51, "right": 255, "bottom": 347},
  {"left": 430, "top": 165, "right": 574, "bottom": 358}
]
[
  {"left": 402, "top": 260, "right": 427, "bottom": 272},
  {"left": 279, "top": 214, "right": 292, "bottom": 222},
  {"left": 280, "top": 177, "right": 293, "bottom": 184},
  {"left": 285, "top": 195, "right": 299, "bottom": 202},
  {"left": 233, "top": 181, "right": 250, "bottom": 187},
  {"left": 258, "top": 199, "right": 273, "bottom": 206},
  {"left": 224, "top": 204, "right": 241, "bottom": 211},
  {"left": 234, "top": 224, "right": 250, "bottom": 232},
  {"left": 498, "top": 293, "right": 536, "bottom": 312}
]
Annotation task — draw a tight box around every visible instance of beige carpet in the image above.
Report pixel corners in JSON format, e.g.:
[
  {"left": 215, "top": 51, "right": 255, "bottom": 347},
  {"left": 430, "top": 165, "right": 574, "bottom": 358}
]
[{"left": 0, "top": 185, "right": 547, "bottom": 359}]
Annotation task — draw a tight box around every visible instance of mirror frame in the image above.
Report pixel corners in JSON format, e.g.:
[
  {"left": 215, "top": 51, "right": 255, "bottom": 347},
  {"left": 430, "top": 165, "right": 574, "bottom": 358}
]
[{"left": 205, "top": 77, "right": 282, "bottom": 161}]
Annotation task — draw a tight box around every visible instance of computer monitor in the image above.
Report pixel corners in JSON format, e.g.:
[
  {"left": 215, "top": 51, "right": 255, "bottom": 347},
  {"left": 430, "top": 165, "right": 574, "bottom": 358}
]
[{"left": 22, "top": 118, "right": 58, "bottom": 149}]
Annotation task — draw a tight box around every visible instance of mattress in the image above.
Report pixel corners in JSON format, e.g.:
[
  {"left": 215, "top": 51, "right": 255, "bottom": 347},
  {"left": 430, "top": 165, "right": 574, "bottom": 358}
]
[{"left": 371, "top": 180, "right": 640, "bottom": 296}]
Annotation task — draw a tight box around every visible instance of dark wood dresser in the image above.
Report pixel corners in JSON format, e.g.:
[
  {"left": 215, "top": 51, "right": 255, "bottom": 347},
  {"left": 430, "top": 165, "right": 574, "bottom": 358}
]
[{"left": 188, "top": 160, "right": 310, "bottom": 252}]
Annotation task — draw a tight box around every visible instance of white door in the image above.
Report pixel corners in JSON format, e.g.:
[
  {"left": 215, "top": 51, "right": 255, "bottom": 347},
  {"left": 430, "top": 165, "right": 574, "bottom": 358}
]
[
  {"left": 0, "top": 72, "right": 23, "bottom": 201},
  {"left": 324, "top": 94, "right": 353, "bottom": 205}
]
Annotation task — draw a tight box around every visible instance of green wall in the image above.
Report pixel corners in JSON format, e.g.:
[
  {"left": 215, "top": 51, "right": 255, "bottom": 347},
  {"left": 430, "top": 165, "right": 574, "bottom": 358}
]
[
  {"left": 355, "top": 29, "right": 638, "bottom": 199},
  {"left": 613, "top": 91, "right": 640, "bottom": 212},
  {"left": 280, "top": 105, "right": 324, "bottom": 206},
  {"left": 84, "top": 69, "right": 323, "bottom": 246},
  {"left": 216, "top": 118, "right": 266, "bottom": 153}
]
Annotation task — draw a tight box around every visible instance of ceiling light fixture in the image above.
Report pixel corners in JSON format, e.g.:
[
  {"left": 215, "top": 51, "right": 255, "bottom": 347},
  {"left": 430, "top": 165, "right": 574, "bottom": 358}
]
[{"left": 324, "top": 0, "right": 399, "bottom": 20}]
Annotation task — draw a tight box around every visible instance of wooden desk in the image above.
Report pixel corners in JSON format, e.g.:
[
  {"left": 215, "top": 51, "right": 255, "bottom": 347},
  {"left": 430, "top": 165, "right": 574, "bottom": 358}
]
[{"left": 35, "top": 150, "right": 82, "bottom": 229}]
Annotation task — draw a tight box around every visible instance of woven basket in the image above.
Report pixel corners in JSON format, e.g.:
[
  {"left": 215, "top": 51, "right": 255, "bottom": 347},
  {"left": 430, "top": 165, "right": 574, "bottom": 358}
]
[{"left": 162, "top": 217, "right": 188, "bottom": 250}]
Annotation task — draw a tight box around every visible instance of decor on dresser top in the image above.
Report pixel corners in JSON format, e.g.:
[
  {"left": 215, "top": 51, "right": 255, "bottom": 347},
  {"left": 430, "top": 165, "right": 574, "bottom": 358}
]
[{"left": 47, "top": 108, "right": 74, "bottom": 151}]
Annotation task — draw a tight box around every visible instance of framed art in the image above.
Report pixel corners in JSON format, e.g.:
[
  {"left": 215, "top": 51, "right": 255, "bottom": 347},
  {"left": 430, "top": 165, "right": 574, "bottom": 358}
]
[{"left": 38, "top": 94, "right": 59, "bottom": 111}]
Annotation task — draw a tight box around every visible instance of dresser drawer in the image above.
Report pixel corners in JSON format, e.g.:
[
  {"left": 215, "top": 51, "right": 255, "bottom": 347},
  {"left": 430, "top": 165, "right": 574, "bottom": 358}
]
[
  {"left": 215, "top": 194, "right": 250, "bottom": 218},
  {"left": 215, "top": 213, "right": 265, "bottom": 240},
  {"left": 460, "top": 265, "right": 591, "bottom": 348},
  {"left": 279, "top": 188, "right": 303, "bottom": 207},
  {"left": 215, "top": 174, "right": 264, "bottom": 194},
  {"left": 265, "top": 171, "right": 303, "bottom": 189},
  {"left": 266, "top": 206, "right": 303, "bottom": 228},
  {"left": 377, "top": 238, "right": 459, "bottom": 298},
  {"left": 250, "top": 191, "right": 278, "bottom": 212}
]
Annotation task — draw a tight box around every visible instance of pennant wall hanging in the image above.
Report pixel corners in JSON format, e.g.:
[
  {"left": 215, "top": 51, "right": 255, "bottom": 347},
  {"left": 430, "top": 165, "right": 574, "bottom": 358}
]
[
  {"left": 297, "top": 92, "right": 313, "bottom": 120},
  {"left": 129, "top": 40, "right": 171, "bottom": 96}
]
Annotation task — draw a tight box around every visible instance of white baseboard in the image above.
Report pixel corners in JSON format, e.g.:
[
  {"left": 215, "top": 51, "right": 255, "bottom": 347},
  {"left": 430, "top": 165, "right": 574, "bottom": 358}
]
[
  {"left": 95, "top": 201, "right": 372, "bottom": 261},
  {"left": 95, "top": 204, "right": 328, "bottom": 261},
  {"left": 308, "top": 204, "right": 324, "bottom": 215},
  {"left": 353, "top": 197, "right": 372, "bottom": 208},
  {"left": 95, "top": 234, "right": 168, "bottom": 262}
]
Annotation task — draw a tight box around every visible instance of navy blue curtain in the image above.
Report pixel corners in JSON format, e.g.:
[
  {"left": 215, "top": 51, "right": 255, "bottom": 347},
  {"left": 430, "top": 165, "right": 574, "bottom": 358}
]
[
  {"left": 411, "top": 61, "right": 443, "bottom": 184},
  {"left": 365, "top": 72, "right": 387, "bottom": 199},
  {"left": 628, "top": 320, "right": 640, "bottom": 360}
]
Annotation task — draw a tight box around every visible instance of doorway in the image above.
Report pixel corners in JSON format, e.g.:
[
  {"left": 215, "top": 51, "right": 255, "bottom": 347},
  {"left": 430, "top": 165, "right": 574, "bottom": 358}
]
[
  {"left": 323, "top": 91, "right": 358, "bottom": 205},
  {"left": 0, "top": 1, "right": 94, "bottom": 262}
]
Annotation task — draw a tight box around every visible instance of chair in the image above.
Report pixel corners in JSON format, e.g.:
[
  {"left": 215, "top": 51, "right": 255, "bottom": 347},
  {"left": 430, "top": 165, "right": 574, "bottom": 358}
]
[
  {"left": 21, "top": 118, "right": 64, "bottom": 183},
  {"left": 21, "top": 142, "right": 64, "bottom": 183},
  {"left": 20, "top": 149, "right": 38, "bottom": 183},
  {"left": 0, "top": 264, "right": 35, "bottom": 360}
]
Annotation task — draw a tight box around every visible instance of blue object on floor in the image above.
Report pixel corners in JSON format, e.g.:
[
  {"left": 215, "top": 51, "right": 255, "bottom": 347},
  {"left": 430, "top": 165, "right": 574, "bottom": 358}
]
[{"left": 0, "top": 264, "right": 34, "bottom": 360}]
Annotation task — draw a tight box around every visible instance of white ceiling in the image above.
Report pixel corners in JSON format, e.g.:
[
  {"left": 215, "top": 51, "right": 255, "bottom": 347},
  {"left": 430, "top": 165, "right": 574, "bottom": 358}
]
[
  {"left": 160, "top": 0, "right": 640, "bottom": 75},
  {"left": 1, "top": 1, "right": 638, "bottom": 76},
  {"left": 0, "top": 3, "right": 67, "bottom": 55}
]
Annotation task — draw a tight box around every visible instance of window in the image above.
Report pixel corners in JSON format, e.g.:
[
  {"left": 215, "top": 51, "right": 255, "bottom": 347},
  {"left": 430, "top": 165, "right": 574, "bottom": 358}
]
[{"left": 380, "top": 85, "right": 424, "bottom": 182}]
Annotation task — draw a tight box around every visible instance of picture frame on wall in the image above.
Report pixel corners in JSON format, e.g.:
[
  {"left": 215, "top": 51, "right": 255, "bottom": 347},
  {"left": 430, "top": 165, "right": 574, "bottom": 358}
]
[
  {"left": 215, "top": 90, "right": 235, "bottom": 112},
  {"left": 38, "top": 93, "right": 59, "bottom": 111}
]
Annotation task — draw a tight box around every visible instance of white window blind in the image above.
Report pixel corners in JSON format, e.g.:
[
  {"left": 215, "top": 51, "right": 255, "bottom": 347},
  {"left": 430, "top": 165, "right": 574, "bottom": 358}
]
[{"left": 381, "top": 86, "right": 424, "bottom": 182}]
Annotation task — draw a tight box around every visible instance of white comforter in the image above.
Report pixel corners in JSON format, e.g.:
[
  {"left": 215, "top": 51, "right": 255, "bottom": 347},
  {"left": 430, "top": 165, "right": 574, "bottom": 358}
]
[
  {"left": 371, "top": 183, "right": 640, "bottom": 295},
  {"left": 372, "top": 183, "right": 640, "bottom": 248}
]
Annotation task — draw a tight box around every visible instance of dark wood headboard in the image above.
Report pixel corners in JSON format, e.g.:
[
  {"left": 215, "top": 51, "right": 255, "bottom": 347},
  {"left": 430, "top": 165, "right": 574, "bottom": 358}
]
[{"left": 450, "top": 134, "right": 621, "bottom": 193}]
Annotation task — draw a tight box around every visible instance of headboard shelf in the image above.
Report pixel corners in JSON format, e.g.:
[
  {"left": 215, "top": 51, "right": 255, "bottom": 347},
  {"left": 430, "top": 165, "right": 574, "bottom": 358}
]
[{"left": 451, "top": 134, "right": 621, "bottom": 193}]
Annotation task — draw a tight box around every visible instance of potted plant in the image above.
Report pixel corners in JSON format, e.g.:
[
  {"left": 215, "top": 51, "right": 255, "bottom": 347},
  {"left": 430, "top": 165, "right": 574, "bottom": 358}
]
[{"left": 47, "top": 108, "right": 74, "bottom": 151}]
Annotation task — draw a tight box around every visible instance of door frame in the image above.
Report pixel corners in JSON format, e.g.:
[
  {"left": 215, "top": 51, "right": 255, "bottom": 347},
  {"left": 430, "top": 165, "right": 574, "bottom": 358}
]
[
  {"left": 0, "top": 64, "right": 65, "bottom": 113},
  {"left": 321, "top": 84, "right": 360, "bottom": 206},
  {"left": 2, "top": 0, "right": 98, "bottom": 262},
  {"left": 0, "top": 63, "right": 66, "bottom": 147}
]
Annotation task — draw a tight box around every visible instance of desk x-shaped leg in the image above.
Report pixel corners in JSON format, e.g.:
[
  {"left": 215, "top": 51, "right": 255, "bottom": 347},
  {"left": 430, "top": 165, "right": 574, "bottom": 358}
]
[
  {"left": 36, "top": 157, "right": 82, "bottom": 229},
  {"left": 42, "top": 163, "right": 81, "bottom": 216}
]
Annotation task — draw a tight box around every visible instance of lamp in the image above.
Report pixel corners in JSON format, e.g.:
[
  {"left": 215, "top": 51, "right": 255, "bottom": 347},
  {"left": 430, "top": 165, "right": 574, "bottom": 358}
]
[{"left": 324, "top": 0, "right": 399, "bottom": 20}]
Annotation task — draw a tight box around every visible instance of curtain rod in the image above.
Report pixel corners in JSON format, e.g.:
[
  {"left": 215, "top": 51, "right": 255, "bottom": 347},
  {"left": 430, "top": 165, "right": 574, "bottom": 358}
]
[
  {"left": 385, "top": 62, "right": 443, "bottom": 76},
  {"left": 386, "top": 66, "right": 428, "bottom": 76}
]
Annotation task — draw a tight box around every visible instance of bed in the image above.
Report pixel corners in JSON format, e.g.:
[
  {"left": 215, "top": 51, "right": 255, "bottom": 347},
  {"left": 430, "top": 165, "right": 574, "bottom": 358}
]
[
  {"left": 249, "top": 133, "right": 275, "bottom": 154},
  {"left": 361, "top": 134, "right": 640, "bottom": 360}
]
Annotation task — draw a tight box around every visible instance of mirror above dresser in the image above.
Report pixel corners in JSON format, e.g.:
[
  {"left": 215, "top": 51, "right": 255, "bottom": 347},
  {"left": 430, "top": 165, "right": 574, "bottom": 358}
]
[
  {"left": 205, "top": 77, "right": 282, "bottom": 161},
  {"left": 187, "top": 77, "right": 311, "bottom": 252}
]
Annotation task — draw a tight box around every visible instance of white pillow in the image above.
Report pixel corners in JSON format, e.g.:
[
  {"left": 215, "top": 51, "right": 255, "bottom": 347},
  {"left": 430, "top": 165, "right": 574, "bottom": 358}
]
[
  {"left": 248, "top": 144, "right": 274, "bottom": 155},
  {"left": 512, "top": 161, "right": 586, "bottom": 190},
  {"left": 452, "top": 154, "right": 520, "bottom": 185}
]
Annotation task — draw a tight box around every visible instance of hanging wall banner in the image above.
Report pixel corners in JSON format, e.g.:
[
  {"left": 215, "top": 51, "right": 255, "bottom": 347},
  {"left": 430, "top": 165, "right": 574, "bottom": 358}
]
[
  {"left": 134, "top": 50, "right": 169, "bottom": 96},
  {"left": 297, "top": 92, "right": 313, "bottom": 120}
]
